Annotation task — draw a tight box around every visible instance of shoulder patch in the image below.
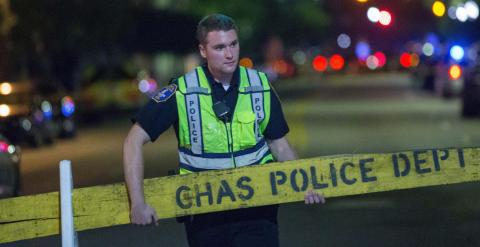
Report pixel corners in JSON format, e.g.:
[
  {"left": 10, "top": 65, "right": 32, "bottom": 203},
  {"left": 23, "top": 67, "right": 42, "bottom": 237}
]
[{"left": 152, "top": 84, "right": 177, "bottom": 103}]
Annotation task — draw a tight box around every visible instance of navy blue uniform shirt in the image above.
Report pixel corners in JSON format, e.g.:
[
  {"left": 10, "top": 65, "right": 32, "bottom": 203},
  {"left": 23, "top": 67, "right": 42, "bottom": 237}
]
[{"left": 133, "top": 65, "right": 289, "bottom": 143}]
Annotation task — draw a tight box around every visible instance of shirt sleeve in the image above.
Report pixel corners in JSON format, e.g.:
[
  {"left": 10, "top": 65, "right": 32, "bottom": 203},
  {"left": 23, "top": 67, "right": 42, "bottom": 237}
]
[
  {"left": 262, "top": 85, "right": 289, "bottom": 140},
  {"left": 132, "top": 88, "right": 178, "bottom": 142}
]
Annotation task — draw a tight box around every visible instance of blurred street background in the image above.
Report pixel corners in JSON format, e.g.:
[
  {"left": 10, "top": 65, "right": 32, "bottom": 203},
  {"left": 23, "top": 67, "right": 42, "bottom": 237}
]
[{"left": 1, "top": 0, "right": 480, "bottom": 246}]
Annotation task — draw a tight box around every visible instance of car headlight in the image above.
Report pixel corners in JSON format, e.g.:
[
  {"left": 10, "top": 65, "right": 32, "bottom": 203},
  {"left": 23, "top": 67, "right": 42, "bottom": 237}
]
[
  {"left": 0, "top": 82, "right": 12, "bottom": 95},
  {"left": 0, "top": 104, "right": 10, "bottom": 117},
  {"left": 41, "top": 100, "right": 53, "bottom": 120}
]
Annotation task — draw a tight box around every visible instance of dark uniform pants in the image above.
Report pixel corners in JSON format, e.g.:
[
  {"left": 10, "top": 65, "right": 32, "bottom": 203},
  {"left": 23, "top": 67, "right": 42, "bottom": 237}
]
[{"left": 183, "top": 206, "right": 279, "bottom": 247}]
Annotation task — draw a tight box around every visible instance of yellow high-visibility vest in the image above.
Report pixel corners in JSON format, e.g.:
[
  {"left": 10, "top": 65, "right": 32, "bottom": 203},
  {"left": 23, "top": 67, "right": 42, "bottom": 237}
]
[{"left": 175, "top": 66, "right": 274, "bottom": 173}]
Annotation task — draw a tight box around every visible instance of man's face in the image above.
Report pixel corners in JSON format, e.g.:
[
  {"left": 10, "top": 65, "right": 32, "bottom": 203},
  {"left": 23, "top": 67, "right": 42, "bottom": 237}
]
[{"left": 199, "top": 29, "right": 240, "bottom": 79}]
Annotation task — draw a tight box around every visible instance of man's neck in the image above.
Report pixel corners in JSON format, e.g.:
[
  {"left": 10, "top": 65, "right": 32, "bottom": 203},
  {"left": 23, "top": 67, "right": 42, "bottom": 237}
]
[{"left": 208, "top": 66, "right": 233, "bottom": 86}]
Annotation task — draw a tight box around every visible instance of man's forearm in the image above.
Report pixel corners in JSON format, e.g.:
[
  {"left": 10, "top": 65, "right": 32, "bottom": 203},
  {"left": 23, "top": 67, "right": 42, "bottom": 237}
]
[
  {"left": 267, "top": 137, "right": 298, "bottom": 162},
  {"left": 123, "top": 133, "right": 146, "bottom": 206}
]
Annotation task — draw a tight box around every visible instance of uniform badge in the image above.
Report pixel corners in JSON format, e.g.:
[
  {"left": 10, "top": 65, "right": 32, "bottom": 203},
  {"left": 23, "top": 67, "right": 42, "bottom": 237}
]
[{"left": 152, "top": 84, "right": 177, "bottom": 103}]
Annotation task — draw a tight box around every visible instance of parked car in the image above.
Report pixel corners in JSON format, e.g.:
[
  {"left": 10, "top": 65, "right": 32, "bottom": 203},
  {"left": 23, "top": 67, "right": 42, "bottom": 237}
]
[
  {"left": 41, "top": 93, "right": 76, "bottom": 138},
  {"left": 0, "top": 133, "right": 21, "bottom": 198},
  {"left": 0, "top": 81, "right": 76, "bottom": 145},
  {"left": 0, "top": 81, "right": 56, "bottom": 147}
]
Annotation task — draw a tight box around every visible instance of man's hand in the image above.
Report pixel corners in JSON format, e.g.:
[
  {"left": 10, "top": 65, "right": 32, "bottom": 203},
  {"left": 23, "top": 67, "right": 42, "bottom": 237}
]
[
  {"left": 266, "top": 137, "right": 325, "bottom": 205},
  {"left": 130, "top": 203, "right": 159, "bottom": 226},
  {"left": 304, "top": 190, "right": 326, "bottom": 205}
]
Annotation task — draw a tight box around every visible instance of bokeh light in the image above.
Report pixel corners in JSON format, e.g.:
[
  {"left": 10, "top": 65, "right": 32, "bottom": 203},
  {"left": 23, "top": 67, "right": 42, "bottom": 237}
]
[
  {"left": 400, "top": 53, "right": 411, "bottom": 68},
  {"left": 367, "top": 7, "right": 380, "bottom": 23},
  {"left": 239, "top": 57, "right": 254, "bottom": 68},
  {"left": 61, "top": 96, "right": 75, "bottom": 117},
  {"left": 410, "top": 53, "right": 420, "bottom": 67},
  {"left": 355, "top": 41, "right": 371, "bottom": 61},
  {"left": 422, "top": 43, "right": 435, "bottom": 56},
  {"left": 41, "top": 101, "right": 53, "bottom": 120},
  {"left": 312, "top": 55, "right": 328, "bottom": 72},
  {"left": 426, "top": 33, "right": 440, "bottom": 46},
  {"left": 379, "top": 10, "right": 392, "bottom": 26},
  {"left": 273, "top": 59, "right": 289, "bottom": 75},
  {"left": 329, "top": 54, "right": 345, "bottom": 71},
  {"left": 465, "top": 1, "right": 479, "bottom": 20},
  {"left": 0, "top": 104, "right": 11, "bottom": 117},
  {"left": 374, "top": 51, "right": 387, "bottom": 67},
  {"left": 432, "top": 1, "right": 446, "bottom": 17},
  {"left": 337, "top": 33, "right": 351, "bottom": 49},
  {"left": 0, "top": 141, "right": 8, "bottom": 153},
  {"left": 7, "top": 144, "right": 15, "bottom": 154},
  {"left": 450, "top": 45, "right": 465, "bottom": 61},
  {"left": 293, "top": 50, "right": 307, "bottom": 65},
  {"left": 0, "top": 82, "right": 12, "bottom": 95},
  {"left": 448, "top": 6, "right": 457, "bottom": 19},
  {"left": 138, "top": 80, "right": 150, "bottom": 93},
  {"left": 456, "top": 6, "right": 468, "bottom": 22},
  {"left": 449, "top": 65, "right": 462, "bottom": 79},
  {"left": 366, "top": 55, "right": 379, "bottom": 70}
]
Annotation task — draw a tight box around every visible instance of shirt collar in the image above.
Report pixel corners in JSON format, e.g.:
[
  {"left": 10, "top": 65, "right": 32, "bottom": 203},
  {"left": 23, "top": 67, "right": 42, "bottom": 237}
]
[{"left": 202, "top": 64, "right": 240, "bottom": 88}]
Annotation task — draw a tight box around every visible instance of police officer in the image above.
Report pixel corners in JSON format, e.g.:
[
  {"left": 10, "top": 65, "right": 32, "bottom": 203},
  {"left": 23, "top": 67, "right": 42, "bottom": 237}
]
[{"left": 123, "top": 13, "right": 325, "bottom": 247}]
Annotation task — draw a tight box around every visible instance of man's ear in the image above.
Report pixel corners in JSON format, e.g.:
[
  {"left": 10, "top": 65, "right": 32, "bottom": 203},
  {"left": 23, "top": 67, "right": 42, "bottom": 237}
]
[{"left": 199, "top": 44, "right": 207, "bottom": 59}]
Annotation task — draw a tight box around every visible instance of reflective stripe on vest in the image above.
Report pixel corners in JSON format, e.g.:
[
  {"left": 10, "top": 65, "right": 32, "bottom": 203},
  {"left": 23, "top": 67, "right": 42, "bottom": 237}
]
[
  {"left": 179, "top": 139, "right": 271, "bottom": 170},
  {"left": 184, "top": 69, "right": 203, "bottom": 154},
  {"left": 246, "top": 68, "right": 265, "bottom": 142}
]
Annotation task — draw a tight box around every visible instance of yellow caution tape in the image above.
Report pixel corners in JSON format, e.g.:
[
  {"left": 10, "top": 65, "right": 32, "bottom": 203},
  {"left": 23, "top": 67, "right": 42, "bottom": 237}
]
[{"left": 1, "top": 147, "right": 479, "bottom": 243}]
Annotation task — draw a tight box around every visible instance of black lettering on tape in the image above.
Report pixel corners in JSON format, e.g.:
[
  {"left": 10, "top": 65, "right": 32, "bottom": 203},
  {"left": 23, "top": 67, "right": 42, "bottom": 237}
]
[
  {"left": 311, "top": 166, "right": 328, "bottom": 189},
  {"left": 432, "top": 150, "right": 441, "bottom": 171},
  {"left": 195, "top": 183, "right": 213, "bottom": 207},
  {"left": 340, "top": 162, "right": 357, "bottom": 185},
  {"left": 176, "top": 185, "right": 192, "bottom": 209},
  {"left": 291, "top": 169, "right": 309, "bottom": 192},
  {"left": 432, "top": 149, "right": 449, "bottom": 171},
  {"left": 217, "top": 180, "right": 236, "bottom": 204},
  {"left": 392, "top": 153, "right": 410, "bottom": 177},
  {"left": 329, "top": 163, "right": 338, "bottom": 187},
  {"left": 414, "top": 150, "right": 431, "bottom": 174},
  {"left": 359, "top": 158, "right": 377, "bottom": 182},
  {"left": 237, "top": 176, "right": 254, "bottom": 201},
  {"left": 457, "top": 149, "right": 465, "bottom": 168},
  {"left": 270, "top": 171, "right": 287, "bottom": 195}
]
